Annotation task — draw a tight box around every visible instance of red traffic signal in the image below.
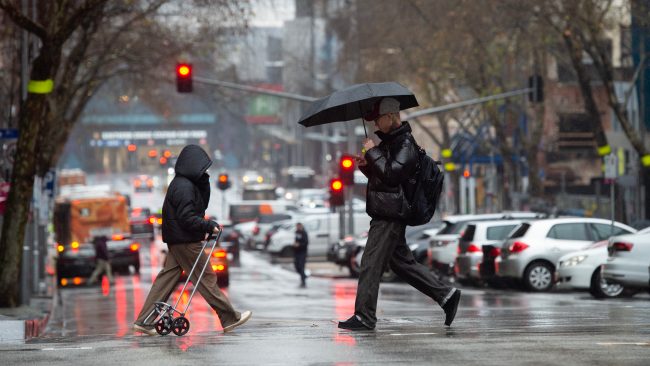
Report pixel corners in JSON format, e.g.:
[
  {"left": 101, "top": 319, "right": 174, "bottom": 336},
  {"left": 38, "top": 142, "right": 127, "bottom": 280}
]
[
  {"left": 176, "top": 63, "right": 193, "bottom": 93},
  {"left": 339, "top": 155, "right": 355, "bottom": 184},
  {"left": 329, "top": 178, "right": 344, "bottom": 206},
  {"left": 217, "top": 173, "right": 231, "bottom": 191}
]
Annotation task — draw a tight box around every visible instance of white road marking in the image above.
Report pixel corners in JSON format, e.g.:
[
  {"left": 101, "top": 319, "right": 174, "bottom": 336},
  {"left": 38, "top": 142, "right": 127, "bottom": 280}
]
[
  {"left": 41, "top": 347, "right": 93, "bottom": 351},
  {"left": 389, "top": 332, "right": 437, "bottom": 336},
  {"left": 596, "top": 342, "right": 649, "bottom": 346}
]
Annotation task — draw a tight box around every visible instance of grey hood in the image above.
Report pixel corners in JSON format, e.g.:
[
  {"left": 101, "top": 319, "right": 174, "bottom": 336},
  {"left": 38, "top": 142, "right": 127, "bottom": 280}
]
[{"left": 174, "top": 145, "right": 212, "bottom": 182}]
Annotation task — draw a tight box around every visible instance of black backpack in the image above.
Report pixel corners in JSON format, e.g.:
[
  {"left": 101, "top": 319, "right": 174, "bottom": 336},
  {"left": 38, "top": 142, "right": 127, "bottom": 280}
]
[{"left": 405, "top": 138, "right": 444, "bottom": 226}]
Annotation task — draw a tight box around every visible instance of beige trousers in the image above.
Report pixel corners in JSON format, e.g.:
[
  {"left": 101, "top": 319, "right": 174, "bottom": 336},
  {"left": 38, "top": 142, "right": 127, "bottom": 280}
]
[{"left": 134, "top": 242, "right": 240, "bottom": 327}]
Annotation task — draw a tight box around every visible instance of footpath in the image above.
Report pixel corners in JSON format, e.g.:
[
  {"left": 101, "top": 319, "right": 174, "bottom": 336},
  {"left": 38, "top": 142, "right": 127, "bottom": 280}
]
[{"left": 0, "top": 280, "right": 55, "bottom": 343}]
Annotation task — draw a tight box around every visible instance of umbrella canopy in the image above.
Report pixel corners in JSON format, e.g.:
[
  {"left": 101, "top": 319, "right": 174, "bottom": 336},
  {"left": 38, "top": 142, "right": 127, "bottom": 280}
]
[{"left": 298, "top": 82, "right": 418, "bottom": 128}]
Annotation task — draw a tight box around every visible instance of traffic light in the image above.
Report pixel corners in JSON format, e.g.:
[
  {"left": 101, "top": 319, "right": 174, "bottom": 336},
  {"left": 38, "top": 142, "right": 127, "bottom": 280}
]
[
  {"left": 339, "top": 155, "right": 355, "bottom": 185},
  {"left": 528, "top": 74, "right": 543, "bottom": 103},
  {"left": 329, "top": 178, "right": 344, "bottom": 207},
  {"left": 176, "top": 63, "right": 193, "bottom": 93},
  {"left": 217, "top": 173, "right": 231, "bottom": 191}
]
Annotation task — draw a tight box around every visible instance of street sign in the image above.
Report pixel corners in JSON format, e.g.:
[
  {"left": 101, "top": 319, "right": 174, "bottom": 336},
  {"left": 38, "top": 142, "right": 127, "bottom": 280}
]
[
  {"left": 0, "top": 129, "right": 19, "bottom": 139},
  {"left": 604, "top": 154, "right": 618, "bottom": 180}
]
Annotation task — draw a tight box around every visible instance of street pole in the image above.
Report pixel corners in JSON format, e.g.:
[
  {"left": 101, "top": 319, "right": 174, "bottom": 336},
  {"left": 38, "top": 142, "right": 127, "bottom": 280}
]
[{"left": 346, "top": 123, "right": 355, "bottom": 236}]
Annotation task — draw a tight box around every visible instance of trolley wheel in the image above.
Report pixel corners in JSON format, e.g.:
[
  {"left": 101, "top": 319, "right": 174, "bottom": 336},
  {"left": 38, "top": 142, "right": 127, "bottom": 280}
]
[
  {"left": 155, "top": 315, "right": 173, "bottom": 336},
  {"left": 172, "top": 317, "right": 190, "bottom": 336}
]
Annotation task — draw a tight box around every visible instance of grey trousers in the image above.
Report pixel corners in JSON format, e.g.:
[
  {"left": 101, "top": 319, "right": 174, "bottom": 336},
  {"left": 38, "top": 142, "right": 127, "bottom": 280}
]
[
  {"left": 355, "top": 219, "right": 453, "bottom": 327},
  {"left": 135, "top": 241, "right": 240, "bottom": 328}
]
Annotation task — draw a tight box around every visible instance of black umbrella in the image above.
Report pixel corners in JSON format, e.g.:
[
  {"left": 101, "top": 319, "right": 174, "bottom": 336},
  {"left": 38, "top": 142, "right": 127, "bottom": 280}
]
[{"left": 298, "top": 82, "right": 418, "bottom": 137}]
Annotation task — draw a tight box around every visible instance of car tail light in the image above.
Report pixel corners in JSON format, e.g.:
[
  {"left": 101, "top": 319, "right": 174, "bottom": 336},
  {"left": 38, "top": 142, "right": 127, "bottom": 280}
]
[
  {"left": 212, "top": 264, "right": 225, "bottom": 272},
  {"left": 134, "top": 180, "right": 142, "bottom": 188},
  {"left": 112, "top": 234, "right": 124, "bottom": 241},
  {"left": 489, "top": 247, "right": 501, "bottom": 257},
  {"left": 467, "top": 244, "right": 481, "bottom": 253},
  {"left": 146, "top": 179, "right": 154, "bottom": 187},
  {"left": 509, "top": 241, "right": 529, "bottom": 254},
  {"left": 149, "top": 216, "right": 156, "bottom": 224},
  {"left": 130, "top": 243, "right": 140, "bottom": 251},
  {"left": 57, "top": 244, "right": 64, "bottom": 253},
  {"left": 73, "top": 277, "right": 82, "bottom": 285},
  {"left": 71, "top": 241, "right": 80, "bottom": 249},
  {"left": 611, "top": 242, "right": 633, "bottom": 252},
  {"left": 213, "top": 250, "right": 227, "bottom": 258},
  {"left": 60, "top": 278, "right": 68, "bottom": 286},
  {"left": 157, "top": 218, "right": 163, "bottom": 225}
]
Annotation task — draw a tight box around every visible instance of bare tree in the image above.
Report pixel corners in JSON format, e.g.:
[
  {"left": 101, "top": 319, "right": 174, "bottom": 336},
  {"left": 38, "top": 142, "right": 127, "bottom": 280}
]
[{"left": 0, "top": 0, "right": 249, "bottom": 307}]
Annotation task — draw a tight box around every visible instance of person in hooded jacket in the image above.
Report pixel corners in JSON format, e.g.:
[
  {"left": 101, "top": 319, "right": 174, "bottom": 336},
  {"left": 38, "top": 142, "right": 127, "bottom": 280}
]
[
  {"left": 133, "top": 145, "right": 251, "bottom": 335},
  {"left": 337, "top": 97, "right": 461, "bottom": 331}
]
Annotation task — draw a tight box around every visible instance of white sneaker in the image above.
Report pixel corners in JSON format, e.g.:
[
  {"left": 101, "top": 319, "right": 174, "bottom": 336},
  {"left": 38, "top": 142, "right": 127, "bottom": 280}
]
[
  {"left": 223, "top": 311, "right": 252, "bottom": 333},
  {"left": 133, "top": 323, "right": 157, "bottom": 336}
]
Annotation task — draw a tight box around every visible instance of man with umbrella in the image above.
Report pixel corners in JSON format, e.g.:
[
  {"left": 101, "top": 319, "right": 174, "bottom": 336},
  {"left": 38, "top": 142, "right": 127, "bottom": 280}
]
[{"left": 299, "top": 86, "right": 460, "bottom": 330}]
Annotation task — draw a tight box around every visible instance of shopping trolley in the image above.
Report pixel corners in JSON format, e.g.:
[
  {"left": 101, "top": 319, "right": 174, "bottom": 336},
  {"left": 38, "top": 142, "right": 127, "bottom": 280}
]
[{"left": 143, "top": 230, "right": 222, "bottom": 336}]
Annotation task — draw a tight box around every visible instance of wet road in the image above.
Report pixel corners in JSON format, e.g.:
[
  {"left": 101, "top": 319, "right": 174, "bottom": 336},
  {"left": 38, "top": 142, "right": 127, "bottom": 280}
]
[{"left": 2, "top": 240, "right": 650, "bottom": 365}]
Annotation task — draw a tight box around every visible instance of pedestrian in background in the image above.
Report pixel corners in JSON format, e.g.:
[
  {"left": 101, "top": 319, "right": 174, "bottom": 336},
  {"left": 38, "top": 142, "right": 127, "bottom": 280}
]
[
  {"left": 133, "top": 144, "right": 251, "bottom": 336},
  {"left": 293, "top": 222, "right": 309, "bottom": 288},
  {"left": 338, "top": 97, "right": 461, "bottom": 331},
  {"left": 88, "top": 235, "right": 114, "bottom": 285}
]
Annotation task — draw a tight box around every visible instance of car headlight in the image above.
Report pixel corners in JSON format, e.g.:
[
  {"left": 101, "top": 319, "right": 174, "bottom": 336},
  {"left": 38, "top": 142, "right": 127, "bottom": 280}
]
[
  {"left": 560, "top": 255, "right": 587, "bottom": 267},
  {"left": 409, "top": 243, "right": 419, "bottom": 251}
]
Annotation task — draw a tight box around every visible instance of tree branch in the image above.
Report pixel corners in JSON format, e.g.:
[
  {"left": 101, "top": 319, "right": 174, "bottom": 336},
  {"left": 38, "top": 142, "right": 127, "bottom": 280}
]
[{"left": 0, "top": 0, "right": 47, "bottom": 40}]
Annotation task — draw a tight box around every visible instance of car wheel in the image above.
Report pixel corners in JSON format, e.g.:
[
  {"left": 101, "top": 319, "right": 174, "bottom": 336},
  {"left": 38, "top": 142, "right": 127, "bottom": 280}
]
[
  {"left": 589, "top": 267, "right": 624, "bottom": 298},
  {"left": 381, "top": 267, "right": 398, "bottom": 282},
  {"left": 524, "top": 261, "right": 554, "bottom": 292},
  {"left": 348, "top": 248, "right": 362, "bottom": 278},
  {"left": 218, "top": 276, "right": 229, "bottom": 288},
  {"left": 280, "top": 246, "right": 294, "bottom": 258}
]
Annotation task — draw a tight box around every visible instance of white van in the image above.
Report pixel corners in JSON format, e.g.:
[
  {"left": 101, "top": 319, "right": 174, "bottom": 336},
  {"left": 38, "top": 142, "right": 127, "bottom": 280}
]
[{"left": 267, "top": 212, "right": 371, "bottom": 257}]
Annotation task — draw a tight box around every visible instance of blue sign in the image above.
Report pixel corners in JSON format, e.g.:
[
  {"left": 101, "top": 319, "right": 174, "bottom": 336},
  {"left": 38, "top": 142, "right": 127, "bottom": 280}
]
[{"left": 0, "top": 129, "right": 18, "bottom": 139}]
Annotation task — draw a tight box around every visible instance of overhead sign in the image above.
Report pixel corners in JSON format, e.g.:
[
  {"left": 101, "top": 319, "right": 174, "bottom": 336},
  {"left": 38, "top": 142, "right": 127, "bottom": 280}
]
[{"left": 100, "top": 130, "right": 207, "bottom": 141}]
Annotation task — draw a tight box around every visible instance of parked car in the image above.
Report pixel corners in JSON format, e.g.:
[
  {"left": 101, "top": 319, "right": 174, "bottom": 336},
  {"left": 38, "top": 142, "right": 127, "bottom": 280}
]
[
  {"left": 267, "top": 212, "right": 371, "bottom": 258},
  {"left": 235, "top": 213, "right": 295, "bottom": 250},
  {"left": 497, "top": 218, "right": 636, "bottom": 292},
  {"left": 228, "top": 200, "right": 297, "bottom": 224},
  {"left": 601, "top": 228, "right": 650, "bottom": 296},
  {"left": 455, "top": 220, "right": 522, "bottom": 286},
  {"left": 430, "top": 212, "right": 543, "bottom": 278},
  {"left": 555, "top": 240, "right": 628, "bottom": 298},
  {"left": 335, "top": 222, "right": 443, "bottom": 279},
  {"left": 129, "top": 207, "right": 155, "bottom": 242}
]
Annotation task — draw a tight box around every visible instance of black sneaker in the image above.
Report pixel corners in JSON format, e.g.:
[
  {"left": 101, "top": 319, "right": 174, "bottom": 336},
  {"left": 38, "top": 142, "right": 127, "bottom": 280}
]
[
  {"left": 338, "top": 315, "right": 374, "bottom": 331},
  {"left": 442, "top": 289, "right": 461, "bottom": 326}
]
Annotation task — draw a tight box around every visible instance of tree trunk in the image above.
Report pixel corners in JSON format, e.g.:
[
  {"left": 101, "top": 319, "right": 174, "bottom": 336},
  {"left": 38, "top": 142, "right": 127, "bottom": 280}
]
[{"left": 0, "top": 46, "right": 57, "bottom": 307}]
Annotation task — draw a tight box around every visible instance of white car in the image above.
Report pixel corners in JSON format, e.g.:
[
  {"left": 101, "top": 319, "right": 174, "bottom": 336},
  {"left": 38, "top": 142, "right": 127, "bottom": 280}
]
[
  {"left": 267, "top": 212, "right": 371, "bottom": 257},
  {"left": 430, "top": 212, "right": 543, "bottom": 277},
  {"left": 602, "top": 228, "right": 650, "bottom": 294},
  {"left": 555, "top": 240, "right": 627, "bottom": 298},
  {"left": 455, "top": 220, "right": 523, "bottom": 285},
  {"left": 498, "top": 218, "right": 636, "bottom": 292}
]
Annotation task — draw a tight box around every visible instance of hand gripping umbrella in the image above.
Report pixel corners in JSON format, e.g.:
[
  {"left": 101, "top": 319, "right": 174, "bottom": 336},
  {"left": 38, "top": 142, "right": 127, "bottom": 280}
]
[{"left": 297, "top": 82, "right": 418, "bottom": 137}]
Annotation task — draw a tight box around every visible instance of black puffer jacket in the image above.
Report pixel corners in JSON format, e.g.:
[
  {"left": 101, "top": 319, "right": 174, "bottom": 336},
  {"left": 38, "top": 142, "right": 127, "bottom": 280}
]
[
  {"left": 162, "top": 145, "right": 218, "bottom": 245},
  {"left": 360, "top": 122, "right": 419, "bottom": 221}
]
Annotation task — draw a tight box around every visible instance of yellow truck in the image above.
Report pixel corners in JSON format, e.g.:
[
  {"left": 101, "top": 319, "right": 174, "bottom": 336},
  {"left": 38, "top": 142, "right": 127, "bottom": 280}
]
[{"left": 54, "top": 185, "right": 141, "bottom": 285}]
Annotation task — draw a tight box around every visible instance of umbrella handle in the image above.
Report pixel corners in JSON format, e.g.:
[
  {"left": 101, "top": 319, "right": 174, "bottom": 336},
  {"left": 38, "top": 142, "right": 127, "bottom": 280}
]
[{"left": 358, "top": 101, "right": 368, "bottom": 138}]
